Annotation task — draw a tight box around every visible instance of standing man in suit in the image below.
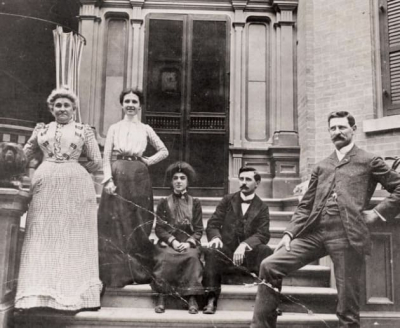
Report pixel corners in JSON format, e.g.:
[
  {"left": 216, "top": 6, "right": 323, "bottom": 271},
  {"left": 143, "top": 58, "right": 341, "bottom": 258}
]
[
  {"left": 251, "top": 111, "right": 400, "bottom": 328},
  {"left": 203, "top": 166, "right": 273, "bottom": 314}
]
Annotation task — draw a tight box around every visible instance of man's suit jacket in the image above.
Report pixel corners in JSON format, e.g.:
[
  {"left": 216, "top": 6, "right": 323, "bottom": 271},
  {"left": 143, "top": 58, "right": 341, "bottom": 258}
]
[
  {"left": 286, "top": 145, "right": 400, "bottom": 254},
  {"left": 206, "top": 192, "right": 270, "bottom": 251}
]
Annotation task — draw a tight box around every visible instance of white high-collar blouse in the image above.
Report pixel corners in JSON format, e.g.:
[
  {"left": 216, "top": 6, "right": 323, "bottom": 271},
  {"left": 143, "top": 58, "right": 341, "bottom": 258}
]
[{"left": 102, "top": 116, "right": 168, "bottom": 183}]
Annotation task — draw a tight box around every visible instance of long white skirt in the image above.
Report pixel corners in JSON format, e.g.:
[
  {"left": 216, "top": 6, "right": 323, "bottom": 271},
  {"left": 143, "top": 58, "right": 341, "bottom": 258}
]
[{"left": 15, "top": 160, "right": 101, "bottom": 310}]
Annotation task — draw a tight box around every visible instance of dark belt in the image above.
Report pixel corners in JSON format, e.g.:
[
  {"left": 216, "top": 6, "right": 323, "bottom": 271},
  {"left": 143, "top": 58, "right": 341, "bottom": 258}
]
[{"left": 116, "top": 155, "right": 139, "bottom": 161}]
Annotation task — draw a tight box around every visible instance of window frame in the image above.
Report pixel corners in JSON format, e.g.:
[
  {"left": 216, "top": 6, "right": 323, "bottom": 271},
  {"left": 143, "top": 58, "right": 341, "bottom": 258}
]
[{"left": 379, "top": 0, "right": 400, "bottom": 116}]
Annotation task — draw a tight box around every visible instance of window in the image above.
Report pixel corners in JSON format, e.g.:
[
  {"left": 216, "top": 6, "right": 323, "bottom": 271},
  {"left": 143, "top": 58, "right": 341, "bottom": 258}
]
[{"left": 379, "top": 0, "right": 400, "bottom": 116}]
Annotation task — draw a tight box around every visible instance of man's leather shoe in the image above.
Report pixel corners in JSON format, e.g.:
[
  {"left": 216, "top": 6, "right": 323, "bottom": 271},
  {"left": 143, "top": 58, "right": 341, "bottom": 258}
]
[
  {"left": 188, "top": 296, "right": 199, "bottom": 314},
  {"left": 154, "top": 294, "right": 165, "bottom": 313},
  {"left": 203, "top": 296, "right": 216, "bottom": 314}
]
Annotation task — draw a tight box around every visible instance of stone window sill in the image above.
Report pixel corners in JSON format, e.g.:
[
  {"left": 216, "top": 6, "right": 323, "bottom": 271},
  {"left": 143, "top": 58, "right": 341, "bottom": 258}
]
[{"left": 363, "top": 115, "right": 400, "bottom": 133}]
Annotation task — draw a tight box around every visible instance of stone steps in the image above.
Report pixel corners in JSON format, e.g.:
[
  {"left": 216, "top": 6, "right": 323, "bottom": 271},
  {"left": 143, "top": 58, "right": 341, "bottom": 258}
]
[
  {"left": 155, "top": 226, "right": 288, "bottom": 246},
  {"left": 150, "top": 210, "right": 293, "bottom": 230},
  {"left": 43, "top": 193, "right": 338, "bottom": 328},
  {"left": 200, "top": 209, "right": 293, "bottom": 225},
  {"left": 102, "top": 284, "right": 337, "bottom": 313},
  {"left": 15, "top": 308, "right": 338, "bottom": 328},
  {"left": 96, "top": 195, "right": 301, "bottom": 212},
  {"left": 219, "top": 264, "right": 330, "bottom": 288},
  {"left": 153, "top": 196, "right": 301, "bottom": 212}
]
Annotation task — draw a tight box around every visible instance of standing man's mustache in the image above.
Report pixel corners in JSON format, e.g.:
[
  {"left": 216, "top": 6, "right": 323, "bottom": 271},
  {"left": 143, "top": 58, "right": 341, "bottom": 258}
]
[
  {"left": 240, "top": 185, "right": 248, "bottom": 190},
  {"left": 332, "top": 135, "right": 344, "bottom": 141}
]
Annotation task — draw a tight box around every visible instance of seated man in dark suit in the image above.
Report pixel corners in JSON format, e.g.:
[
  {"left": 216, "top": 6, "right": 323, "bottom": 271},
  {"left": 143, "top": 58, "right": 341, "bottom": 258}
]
[{"left": 202, "top": 166, "right": 272, "bottom": 314}]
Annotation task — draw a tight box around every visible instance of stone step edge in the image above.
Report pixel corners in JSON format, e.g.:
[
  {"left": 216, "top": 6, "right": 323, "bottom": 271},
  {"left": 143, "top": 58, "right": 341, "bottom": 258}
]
[
  {"left": 17, "top": 308, "right": 338, "bottom": 325},
  {"left": 201, "top": 209, "right": 294, "bottom": 217},
  {"left": 150, "top": 226, "right": 288, "bottom": 237},
  {"left": 94, "top": 194, "right": 301, "bottom": 204},
  {"left": 105, "top": 284, "right": 337, "bottom": 298}
]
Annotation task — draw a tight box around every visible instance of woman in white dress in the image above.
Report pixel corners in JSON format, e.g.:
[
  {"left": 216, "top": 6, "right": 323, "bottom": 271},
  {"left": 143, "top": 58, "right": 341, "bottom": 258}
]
[
  {"left": 98, "top": 88, "right": 168, "bottom": 288},
  {"left": 15, "top": 87, "right": 102, "bottom": 311}
]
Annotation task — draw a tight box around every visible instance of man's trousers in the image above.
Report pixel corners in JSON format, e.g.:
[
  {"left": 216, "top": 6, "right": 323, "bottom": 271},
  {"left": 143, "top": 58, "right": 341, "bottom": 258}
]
[
  {"left": 203, "top": 244, "right": 273, "bottom": 300},
  {"left": 251, "top": 212, "right": 365, "bottom": 328}
]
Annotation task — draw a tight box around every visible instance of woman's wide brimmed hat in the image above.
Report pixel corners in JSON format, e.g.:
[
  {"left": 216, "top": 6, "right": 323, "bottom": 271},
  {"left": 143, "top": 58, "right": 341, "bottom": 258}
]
[{"left": 165, "top": 161, "right": 196, "bottom": 184}]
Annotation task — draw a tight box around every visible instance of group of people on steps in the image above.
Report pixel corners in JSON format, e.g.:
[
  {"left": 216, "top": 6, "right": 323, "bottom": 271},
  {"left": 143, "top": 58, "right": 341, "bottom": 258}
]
[{"left": 13, "top": 86, "right": 400, "bottom": 328}]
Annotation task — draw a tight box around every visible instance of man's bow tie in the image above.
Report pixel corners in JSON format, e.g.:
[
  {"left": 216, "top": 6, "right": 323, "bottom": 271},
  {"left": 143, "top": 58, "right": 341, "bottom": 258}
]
[{"left": 241, "top": 199, "right": 252, "bottom": 204}]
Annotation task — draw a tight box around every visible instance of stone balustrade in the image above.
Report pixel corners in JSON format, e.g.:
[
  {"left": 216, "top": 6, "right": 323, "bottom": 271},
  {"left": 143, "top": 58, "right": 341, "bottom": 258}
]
[{"left": 0, "top": 189, "right": 29, "bottom": 328}]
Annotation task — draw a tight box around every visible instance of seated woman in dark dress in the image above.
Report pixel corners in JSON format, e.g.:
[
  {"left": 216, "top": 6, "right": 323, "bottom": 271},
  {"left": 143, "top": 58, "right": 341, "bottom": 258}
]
[{"left": 151, "top": 162, "right": 204, "bottom": 314}]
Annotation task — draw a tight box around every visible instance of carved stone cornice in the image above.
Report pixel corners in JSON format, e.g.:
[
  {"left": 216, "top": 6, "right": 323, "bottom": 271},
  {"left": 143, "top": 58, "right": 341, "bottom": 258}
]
[
  {"left": 131, "top": 18, "right": 144, "bottom": 25},
  {"left": 274, "top": 20, "right": 295, "bottom": 28},
  {"left": 232, "top": 0, "right": 248, "bottom": 11},
  {"left": 233, "top": 21, "right": 245, "bottom": 28},
  {"left": 245, "top": 0, "right": 274, "bottom": 13},
  {"left": 144, "top": 0, "right": 231, "bottom": 11},
  {"left": 78, "top": 0, "right": 101, "bottom": 5},
  {"left": 272, "top": 0, "right": 297, "bottom": 26},
  {"left": 79, "top": 0, "right": 101, "bottom": 21},
  {"left": 272, "top": 0, "right": 298, "bottom": 12},
  {"left": 79, "top": 15, "right": 102, "bottom": 22},
  {"left": 232, "top": 0, "right": 247, "bottom": 26},
  {"left": 130, "top": 0, "right": 145, "bottom": 8}
]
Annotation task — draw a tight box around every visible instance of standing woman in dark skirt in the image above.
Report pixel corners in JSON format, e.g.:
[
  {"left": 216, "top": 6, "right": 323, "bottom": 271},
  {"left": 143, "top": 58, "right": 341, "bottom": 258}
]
[
  {"left": 151, "top": 162, "right": 204, "bottom": 314},
  {"left": 98, "top": 88, "right": 168, "bottom": 288}
]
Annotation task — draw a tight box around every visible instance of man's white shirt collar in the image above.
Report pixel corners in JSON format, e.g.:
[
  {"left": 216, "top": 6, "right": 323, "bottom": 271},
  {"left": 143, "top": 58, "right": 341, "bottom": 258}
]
[
  {"left": 240, "top": 192, "right": 255, "bottom": 201},
  {"left": 335, "top": 142, "right": 354, "bottom": 161},
  {"left": 240, "top": 192, "right": 255, "bottom": 215}
]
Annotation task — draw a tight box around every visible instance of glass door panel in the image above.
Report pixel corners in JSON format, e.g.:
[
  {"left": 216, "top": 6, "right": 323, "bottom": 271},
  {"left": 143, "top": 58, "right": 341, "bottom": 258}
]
[
  {"left": 191, "top": 20, "right": 227, "bottom": 113},
  {"left": 146, "top": 18, "right": 185, "bottom": 113},
  {"left": 144, "top": 14, "right": 229, "bottom": 197}
]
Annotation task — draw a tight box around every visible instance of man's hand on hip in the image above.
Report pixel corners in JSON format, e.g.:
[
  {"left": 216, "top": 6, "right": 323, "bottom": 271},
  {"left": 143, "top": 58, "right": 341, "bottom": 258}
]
[
  {"left": 362, "top": 210, "right": 379, "bottom": 225},
  {"left": 275, "top": 234, "right": 292, "bottom": 253}
]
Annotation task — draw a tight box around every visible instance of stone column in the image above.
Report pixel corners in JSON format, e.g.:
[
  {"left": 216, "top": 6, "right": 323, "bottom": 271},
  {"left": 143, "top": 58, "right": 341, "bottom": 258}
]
[
  {"left": 228, "top": 1, "right": 247, "bottom": 193},
  {"left": 129, "top": 0, "right": 145, "bottom": 90},
  {"left": 0, "top": 189, "right": 29, "bottom": 328},
  {"left": 78, "top": 0, "right": 101, "bottom": 126},
  {"left": 272, "top": 0, "right": 298, "bottom": 146},
  {"left": 231, "top": 1, "right": 247, "bottom": 149}
]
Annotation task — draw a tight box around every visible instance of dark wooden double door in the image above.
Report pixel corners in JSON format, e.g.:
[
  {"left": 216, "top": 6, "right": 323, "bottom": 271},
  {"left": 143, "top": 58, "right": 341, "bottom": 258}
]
[{"left": 144, "top": 14, "right": 230, "bottom": 196}]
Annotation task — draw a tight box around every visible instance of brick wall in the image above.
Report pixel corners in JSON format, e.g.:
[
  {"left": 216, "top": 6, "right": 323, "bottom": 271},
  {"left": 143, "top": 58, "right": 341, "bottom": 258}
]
[
  {"left": 296, "top": 0, "right": 400, "bottom": 179},
  {"left": 297, "top": 0, "right": 316, "bottom": 179}
]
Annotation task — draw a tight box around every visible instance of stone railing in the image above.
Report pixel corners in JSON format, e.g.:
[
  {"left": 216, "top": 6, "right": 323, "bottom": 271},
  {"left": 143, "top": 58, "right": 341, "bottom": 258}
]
[
  {"left": 0, "top": 119, "right": 35, "bottom": 145},
  {"left": 0, "top": 189, "right": 29, "bottom": 328}
]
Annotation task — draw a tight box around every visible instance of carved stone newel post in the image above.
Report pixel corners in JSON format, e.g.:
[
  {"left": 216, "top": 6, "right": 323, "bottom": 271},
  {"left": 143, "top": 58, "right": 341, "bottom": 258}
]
[{"left": 0, "top": 189, "right": 29, "bottom": 328}]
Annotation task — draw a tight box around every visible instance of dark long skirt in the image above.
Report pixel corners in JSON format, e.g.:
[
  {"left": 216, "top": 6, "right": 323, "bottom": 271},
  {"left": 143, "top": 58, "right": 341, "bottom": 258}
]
[
  {"left": 98, "top": 160, "right": 155, "bottom": 287},
  {"left": 151, "top": 245, "right": 204, "bottom": 296}
]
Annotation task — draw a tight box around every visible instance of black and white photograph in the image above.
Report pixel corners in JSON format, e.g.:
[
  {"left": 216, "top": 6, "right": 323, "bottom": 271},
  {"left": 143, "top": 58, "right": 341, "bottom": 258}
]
[{"left": 0, "top": 0, "right": 400, "bottom": 327}]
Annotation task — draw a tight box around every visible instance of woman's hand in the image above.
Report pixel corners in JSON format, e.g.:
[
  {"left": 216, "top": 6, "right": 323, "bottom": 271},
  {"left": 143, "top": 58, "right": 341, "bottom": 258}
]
[
  {"left": 171, "top": 240, "right": 181, "bottom": 251},
  {"left": 141, "top": 156, "right": 150, "bottom": 166},
  {"left": 104, "top": 180, "right": 117, "bottom": 195},
  {"left": 171, "top": 240, "right": 190, "bottom": 252},
  {"left": 180, "top": 242, "right": 191, "bottom": 251}
]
